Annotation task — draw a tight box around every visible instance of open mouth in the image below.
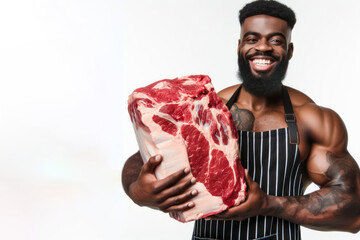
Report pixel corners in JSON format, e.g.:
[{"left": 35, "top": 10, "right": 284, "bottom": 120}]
[
  {"left": 249, "top": 57, "right": 276, "bottom": 72},
  {"left": 252, "top": 58, "right": 272, "bottom": 65}
]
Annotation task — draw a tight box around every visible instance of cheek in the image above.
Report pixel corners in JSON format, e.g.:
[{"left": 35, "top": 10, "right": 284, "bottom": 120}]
[
  {"left": 275, "top": 46, "right": 288, "bottom": 56},
  {"left": 239, "top": 46, "right": 252, "bottom": 58}
]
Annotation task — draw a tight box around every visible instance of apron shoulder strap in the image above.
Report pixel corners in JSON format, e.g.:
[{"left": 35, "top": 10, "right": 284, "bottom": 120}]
[
  {"left": 225, "top": 85, "right": 299, "bottom": 144},
  {"left": 225, "top": 85, "right": 242, "bottom": 110},
  {"left": 282, "top": 86, "right": 299, "bottom": 144}
]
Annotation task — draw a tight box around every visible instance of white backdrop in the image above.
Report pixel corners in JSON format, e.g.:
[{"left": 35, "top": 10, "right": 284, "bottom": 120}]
[{"left": 0, "top": 0, "right": 359, "bottom": 239}]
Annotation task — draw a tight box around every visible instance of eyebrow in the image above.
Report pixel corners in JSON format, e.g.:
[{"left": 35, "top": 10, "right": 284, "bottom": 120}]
[{"left": 243, "top": 31, "right": 287, "bottom": 41}]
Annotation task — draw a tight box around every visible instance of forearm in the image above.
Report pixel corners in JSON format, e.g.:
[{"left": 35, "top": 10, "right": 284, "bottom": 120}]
[
  {"left": 210, "top": 168, "right": 360, "bottom": 231},
  {"left": 264, "top": 149, "right": 360, "bottom": 233},
  {"left": 121, "top": 151, "right": 143, "bottom": 196},
  {"left": 266, "top": 184, "right": 360, "bottom": 233}
]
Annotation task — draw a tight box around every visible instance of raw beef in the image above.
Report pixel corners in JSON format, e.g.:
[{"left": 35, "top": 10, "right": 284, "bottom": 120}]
[{"left": 128, "top": 75, "right": 247, "bottom": 222}]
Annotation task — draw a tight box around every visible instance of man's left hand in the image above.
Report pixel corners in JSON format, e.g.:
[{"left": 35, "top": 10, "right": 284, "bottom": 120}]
[{"left": 209, "top": 170, "right": 270, "bottom": 221}]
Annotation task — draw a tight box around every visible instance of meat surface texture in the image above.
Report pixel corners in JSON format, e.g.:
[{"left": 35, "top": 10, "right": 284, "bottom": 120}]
[{"left": 128, "top": 75, "right": 247, "bottom": 222}]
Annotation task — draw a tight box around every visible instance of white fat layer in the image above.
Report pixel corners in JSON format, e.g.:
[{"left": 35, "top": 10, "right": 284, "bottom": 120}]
[
  {"left": 152, "top": 81, "right": 171, "bottom": 89},
  {"left": 129, "top": 77, "right": 246, "bottom": 222}
]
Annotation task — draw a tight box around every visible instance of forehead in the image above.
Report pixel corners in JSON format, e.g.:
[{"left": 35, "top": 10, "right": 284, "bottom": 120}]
[{"left": 241, "top": 14, "right": 291, "bottom": 40}]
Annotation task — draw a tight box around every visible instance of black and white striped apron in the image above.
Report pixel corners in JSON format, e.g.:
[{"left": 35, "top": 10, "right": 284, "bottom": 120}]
[{"left": 192, "top": 86, "right": 304, "bottom": 240}]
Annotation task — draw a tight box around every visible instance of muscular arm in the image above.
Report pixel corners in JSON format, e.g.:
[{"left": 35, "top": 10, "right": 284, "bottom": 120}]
[
  {"left": 212, "top": 104, "right": 360, "bottom": 233},
  {"left": 121, "top": 151, "right": 198, "bottom": 212},
  {"left": 267, "top": 106, "right": 360, "bottom": 232},
  {"left": 268, "top": 152, "right": 360, "bottom": 232}
]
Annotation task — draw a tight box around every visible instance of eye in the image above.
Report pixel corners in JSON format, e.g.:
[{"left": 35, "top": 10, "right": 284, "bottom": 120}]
[
  {"left": 245, "top": 37, "right": 258, "bottom": 44},
  {"left": 269, "top": 38, "right": 283, "bottom": 45}
]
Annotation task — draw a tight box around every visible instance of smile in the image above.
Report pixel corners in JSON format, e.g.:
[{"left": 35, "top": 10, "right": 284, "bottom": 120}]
[
  {"left": 252, "top": 59, "right": 272, "bottom": 65},
  {"left": 249, "top": 57, "right": 276, "bottom": 72}
]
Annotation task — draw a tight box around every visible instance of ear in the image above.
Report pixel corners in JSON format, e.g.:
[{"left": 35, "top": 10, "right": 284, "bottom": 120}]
[
  {"left": 237, "top": 39, "right": 241, "bottom": 55},
  {"left": 288, "top": 42, "right": 294, "bottom": 60}
]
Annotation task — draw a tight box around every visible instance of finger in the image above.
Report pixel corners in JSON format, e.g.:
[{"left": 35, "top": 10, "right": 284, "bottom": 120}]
[
  {"left": 208, "top": 215, "right": 227, "bottom": 220},
  {"left": 153, "top": 167, "right": 193, "bottom": 193},
  {"left": 157, "top": 177, "right": 197, "bottom": 204},
  {"left": 209, "top": 213, "right": 238, "bottom": 221},
  {"left": 157, "top": 176, "right": 196, "bottom": 200},
  {"left": 143, "top": 154, "right": 162, "bottom": 173},
  {"left": 211, "top": 210, "right": 229, "bottom": 218},
  {"left": 159, "top": 189, "right": 198, "bottom": 212},
  {"left": 207, "top": 212, "right": 231, "bottom": 220},
  {"left": 210, "top": 202, "right": 248, "bottom": 219},
  {"left": 244, "top": 169, "right": 253, "bottom": 186},
  {"left": 163, "top": 200, "right": 195, "bottom": 213}
]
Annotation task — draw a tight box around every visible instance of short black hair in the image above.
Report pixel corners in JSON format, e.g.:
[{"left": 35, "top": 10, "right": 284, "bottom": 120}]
[{"left": 239, "top": 0, "right": 296, "bottom": 29}]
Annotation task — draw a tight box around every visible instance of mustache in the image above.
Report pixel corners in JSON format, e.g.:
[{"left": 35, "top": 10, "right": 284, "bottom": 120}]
[{"left": 245, "top": 52, "right": 280, "bottom": 61}]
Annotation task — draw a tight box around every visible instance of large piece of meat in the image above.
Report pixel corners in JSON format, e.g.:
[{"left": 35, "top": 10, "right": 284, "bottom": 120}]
[{"left": 128, "top": 75, "right": 247, "bottom": 222}]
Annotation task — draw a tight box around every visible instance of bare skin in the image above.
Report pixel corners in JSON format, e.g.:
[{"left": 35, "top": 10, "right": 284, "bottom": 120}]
[
  {"left": 209, "top": 15, "right": 360, "bottom": 233},
  {"left": 121, "top": 14, "right": 360, "bottom": 233},
  {"left": 210, "top": 84, "right": 360, "bottom": 233},
  {"left": 122, "top": 152, "right": 198, "bottom": 213}
]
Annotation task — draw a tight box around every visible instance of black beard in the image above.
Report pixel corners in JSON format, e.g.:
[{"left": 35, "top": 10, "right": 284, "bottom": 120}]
[{"left": 237, "top": 52, "right": 289, "bottom": 97}]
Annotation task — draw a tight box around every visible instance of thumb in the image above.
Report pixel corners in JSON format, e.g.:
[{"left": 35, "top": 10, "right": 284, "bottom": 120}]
[
  {"left": 143, "top": 154, "right": 162, "bottom": 173},
  {"left": 244, "top": 169, "right": 253, "bottom": 185}
]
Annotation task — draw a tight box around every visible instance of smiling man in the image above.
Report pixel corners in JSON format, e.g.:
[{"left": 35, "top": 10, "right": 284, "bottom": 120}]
[
  {"left": 237, "top": 14, "right": 292, "bottom": 98},
  {"left": 122, "top": 1, "right": 360, "bottom": 239}
]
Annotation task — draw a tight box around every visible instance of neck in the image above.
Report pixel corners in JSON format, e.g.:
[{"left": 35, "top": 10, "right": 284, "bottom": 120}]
[{"left": 239, "top": 84, "right": 283, "bottom": 112}]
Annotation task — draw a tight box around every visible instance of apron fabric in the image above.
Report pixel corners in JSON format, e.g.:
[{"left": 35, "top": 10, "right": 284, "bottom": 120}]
[{"left": 192, "top": 86, "right": 304, "bottom": 240}]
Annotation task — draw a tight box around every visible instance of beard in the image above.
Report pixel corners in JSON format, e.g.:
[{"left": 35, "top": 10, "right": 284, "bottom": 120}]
[{"left": 237, "top": 52, "right": 289, "bottom": 97}]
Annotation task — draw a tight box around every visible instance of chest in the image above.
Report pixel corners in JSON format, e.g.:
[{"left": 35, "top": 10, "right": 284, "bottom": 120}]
[
  {"left": 230, "top": 104, "right": 287, "bottom": 131},
  {"left": 230, "top": 104, "right": 311, "bottom": 163}
]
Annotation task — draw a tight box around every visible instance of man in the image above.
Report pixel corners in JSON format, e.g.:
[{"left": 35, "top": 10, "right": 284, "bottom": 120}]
[{"left": 122, "top": 0, "right": 360, "bottom": 239}]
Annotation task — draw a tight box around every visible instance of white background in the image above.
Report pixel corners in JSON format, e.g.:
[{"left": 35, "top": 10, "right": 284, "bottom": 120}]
[{"left": 0, "top": 0, "right": 359, "bottom": 239}]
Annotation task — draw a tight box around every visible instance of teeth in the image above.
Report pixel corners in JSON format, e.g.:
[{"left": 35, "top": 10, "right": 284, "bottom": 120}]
[{"left": 252, "top": 59, "right": 271, "bottom": 65}]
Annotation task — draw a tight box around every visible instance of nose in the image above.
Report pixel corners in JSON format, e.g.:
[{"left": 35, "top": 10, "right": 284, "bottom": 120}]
[{"left": 254, "top": 38, "right": 272, "bottom": 52}]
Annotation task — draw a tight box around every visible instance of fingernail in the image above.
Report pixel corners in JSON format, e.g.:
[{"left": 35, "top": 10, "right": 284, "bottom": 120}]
[
  {"left": 184, "top": 168, "right": 190, "bottom": 174},
  {"left": 191, "top": 190, "right": 198, "bottom": 196},
  {"left": 191, "top": 177, "right": 196, "bottom": 184},
  {"left": 187, "top": 202, "right": 194, "bottom": 207},
  {"left": 155, "top": 155, "right": 161, "bottom": 161}
]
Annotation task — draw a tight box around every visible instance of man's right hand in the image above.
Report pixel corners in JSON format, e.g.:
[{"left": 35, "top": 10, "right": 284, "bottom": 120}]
[{"left": 128, "top": 154, "right": 198, "bottom": 213}]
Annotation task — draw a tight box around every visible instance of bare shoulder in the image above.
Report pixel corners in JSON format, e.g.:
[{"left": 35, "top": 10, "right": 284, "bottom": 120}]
[
  {"left": 290, "top": 88, "right": 348, "bottom": 152},
  {"left": 217, "top": 84, "right": 241, "bottom": 103},
  {"left": 286, "top": 86, "right": 315, "bottom": 107}
]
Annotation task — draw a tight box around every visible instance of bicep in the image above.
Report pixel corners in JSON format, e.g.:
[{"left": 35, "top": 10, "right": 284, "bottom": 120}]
[
  {"left": 307, "top": 147, "right": 359, "bottom": 191},
  {"left": 306, "top": 107, "right": 359, "bottom": 188}
]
